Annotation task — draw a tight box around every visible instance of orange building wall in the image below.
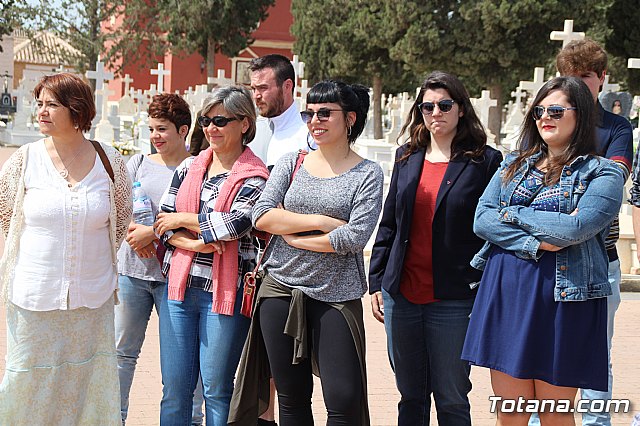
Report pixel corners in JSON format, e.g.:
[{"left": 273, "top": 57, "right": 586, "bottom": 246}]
[{"left": 107, "top": 0, "right": 296, "bottom": 100}]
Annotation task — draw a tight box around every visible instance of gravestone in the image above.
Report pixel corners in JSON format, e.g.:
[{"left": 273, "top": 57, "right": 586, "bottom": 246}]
[
  {"left": 600, "top": 92, "right": 633, "bottom": 119},
  {"left": 519, "top": 67, "right": 547, "bottom": 98},
  {"left": 151, "top": 63, "right": 170, "bottom": 93},
  {"left": 0, "top": 71, "right": 16, "bottom": 116},
  {"left": 549, "top": 19, "right": 585, "bottom": 47},
  {"left": 601, "top": 75, "right": 621, "bottom": 94},
  {"left": 86, "top": 59, "right": 114, "bottom": 123},
  {"left": 207, "top": 69, "right": 233, "bottom": 87},
  {"left": 471, "top": 90, "right": 498, "bottom": 147}
]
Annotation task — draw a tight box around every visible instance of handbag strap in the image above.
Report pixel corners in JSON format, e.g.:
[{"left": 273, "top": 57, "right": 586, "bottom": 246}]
[
  {"left": 253, "top": 150, "right": 307, "bottom": 273},
  {"left": 90, "top": 140, "right": 115, "bottom": 182}
]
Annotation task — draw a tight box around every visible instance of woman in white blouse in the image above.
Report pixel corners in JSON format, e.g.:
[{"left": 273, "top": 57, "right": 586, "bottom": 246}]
[{"left": 0, "top": 73, "right": 132, "bottom": 424}]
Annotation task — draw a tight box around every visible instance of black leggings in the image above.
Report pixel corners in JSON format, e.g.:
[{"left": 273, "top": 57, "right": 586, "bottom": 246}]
[{"left": 259, "top": 296, "right": 362, "bottom": 426}]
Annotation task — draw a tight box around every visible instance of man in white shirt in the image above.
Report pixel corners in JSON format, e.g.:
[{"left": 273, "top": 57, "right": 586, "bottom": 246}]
[{"left": 249, "top": 54, "right": 310, "bottom": 169}]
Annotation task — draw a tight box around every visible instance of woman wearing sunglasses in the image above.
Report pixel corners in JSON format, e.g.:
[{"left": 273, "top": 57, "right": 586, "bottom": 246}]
[
  {"left": 154, "top": 86, "right": 269, "bottom": 425},
  {"left": 462, "top": 76, "right": 624, "bottom": 425},
  {"left": 368, "top": 71, "right": 502, "bottom": 425},
  {"left": 230, "top": 80, "right": 383, "bottom": 425}
]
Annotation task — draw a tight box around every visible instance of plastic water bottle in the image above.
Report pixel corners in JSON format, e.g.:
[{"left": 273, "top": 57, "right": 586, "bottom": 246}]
[{"left": 132, "top": 181, "right": 154, "bottom": 226}]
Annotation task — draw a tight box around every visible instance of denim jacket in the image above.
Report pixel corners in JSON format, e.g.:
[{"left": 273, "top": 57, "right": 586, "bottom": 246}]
[{"left": 471, "top": 151, "right": 624, "bottom": 302}]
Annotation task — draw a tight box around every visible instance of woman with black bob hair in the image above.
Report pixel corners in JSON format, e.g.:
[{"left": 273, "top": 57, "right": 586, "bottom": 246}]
[
  {"left": 462, "top": 76, "right": 624, "bottom": 425},
  {"left": 229, "top": 80, "right": 384, "bottom": 425},
  {"left": 368, "top": 71, "right": 502, "bottom": 425}
]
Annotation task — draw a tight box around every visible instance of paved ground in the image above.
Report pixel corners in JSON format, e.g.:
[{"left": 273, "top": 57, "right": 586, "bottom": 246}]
[{"left": 0, "top": 145, "right": 638, "bottom": 425}]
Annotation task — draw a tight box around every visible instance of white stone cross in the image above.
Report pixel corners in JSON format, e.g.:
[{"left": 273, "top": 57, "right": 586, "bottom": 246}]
[
  {"left": 122, "top": 74, "right": 134, "bottom": 93},
  {"left": 207, "top": 69, "right": 234, "bottom": 87},
  {"left": 601, "top": 75, "right": 620, "bottom": 93},
  {"left": 550, "top": 19, "right": 585, "bottom": 48},
  {"left": 95, "top": 87, "right": 115, "bottom": 123},
  {"left": 291, "top": 55, "right": 305, "bottom": 81},
  {"left": 146, "top": 83, "right": 158, "bottom": 98},
  {"left": 628, "top": 58, "right": 640, "bottom": 70},
  {"left": 86, "top": 60, "right": 114, "bottom": 92},
  {"left": 471, "top": 90, "right": 497, "bottom": 130},
  {"left": 519, "top": 67, "right": 547, "bottom": 97},
  {"left": 511, "top": 87, "right": 526, "bottom": 108},
  {"left": 150, "top": 63, "right": 170, "bottom": 93}
]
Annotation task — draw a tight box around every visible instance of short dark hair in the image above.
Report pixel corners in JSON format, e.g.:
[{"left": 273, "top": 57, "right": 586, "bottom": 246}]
[
  {"left": 504, "top": 76, "right": 597, "bottom": 185},
  {"left": 148, "top": 93, "right": 192, "bottom": 131},
  {"left": 306, "top": 80, "right": 370, "bottom": 145},
  {"left": 556, "top": 38, "right": 608, "bottom": 77},
  {"left": 249, "top": 54, "right": 295, "bottom": 92},
  {"left": 33, "top": 73, "right": 95, "bottom": 132},
  {"left": 398, "top": 71, "right": 487, "bottom": 162}
]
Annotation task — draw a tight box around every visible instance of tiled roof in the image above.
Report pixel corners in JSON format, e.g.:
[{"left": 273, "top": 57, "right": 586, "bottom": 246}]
[{"left": 13, "top": 31, "right": 79, "bottom": 65}]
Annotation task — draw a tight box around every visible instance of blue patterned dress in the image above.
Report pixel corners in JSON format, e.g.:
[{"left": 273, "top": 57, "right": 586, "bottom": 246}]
[{"left": 462, "top": 167, "right": 608, "bottom": 391}]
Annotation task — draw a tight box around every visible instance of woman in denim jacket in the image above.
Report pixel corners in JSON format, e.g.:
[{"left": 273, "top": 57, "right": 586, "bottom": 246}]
[{"left": 462, "top": 77, "right": 624, "bottom": 426}]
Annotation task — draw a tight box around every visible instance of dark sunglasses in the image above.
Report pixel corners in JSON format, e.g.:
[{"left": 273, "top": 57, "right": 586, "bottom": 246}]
[
  {"left": 300, "top": 108, "right": 343, "bottom": 123},
  {"left": 197, "top": 115, "right": 238, "bottom": 128},
  {"left": 417, "top": 99, "right": 456, "bottom": 115},
  {"left": 532, "top": 105, "right": 577, "bottom": 120}
]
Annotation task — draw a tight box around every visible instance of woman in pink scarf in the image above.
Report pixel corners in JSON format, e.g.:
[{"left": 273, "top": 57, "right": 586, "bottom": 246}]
[{"left": 154, "top": 86, "right": 269, "bottom": 426}]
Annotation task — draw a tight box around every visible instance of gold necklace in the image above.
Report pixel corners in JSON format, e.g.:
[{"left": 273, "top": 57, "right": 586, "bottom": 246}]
[{"left": 50, "top": 138, "right": 86, "bottom": 179}]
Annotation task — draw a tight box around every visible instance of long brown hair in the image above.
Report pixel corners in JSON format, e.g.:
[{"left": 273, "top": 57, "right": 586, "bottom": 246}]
[
  {"left": 503, "top": 76, "right": 597, "bottom": 185},
  {"left": 397, "top": 71, "right": 487, "bottom": 162}
]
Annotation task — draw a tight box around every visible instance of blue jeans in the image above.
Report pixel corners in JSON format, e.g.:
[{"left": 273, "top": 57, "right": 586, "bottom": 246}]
[
  {"left": 159, "top": 286, "right": 250, "bottom": 426},
  {"left": 382, "top": 289, "right": 473, "bottom": 426},
  {"left": 529, "top": 259, "right": 621, "bottom": 426},
  {"left": 115, "top": 275, "right": 166, "bottom": 423}
]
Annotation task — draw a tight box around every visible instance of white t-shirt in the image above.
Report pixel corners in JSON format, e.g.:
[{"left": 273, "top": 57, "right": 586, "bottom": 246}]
[
  {"left": 249, "top": 102, "right": 310, "bottom": 167},
  {"left": 10, "top": 140, "right": 115, "bottom": 311}
]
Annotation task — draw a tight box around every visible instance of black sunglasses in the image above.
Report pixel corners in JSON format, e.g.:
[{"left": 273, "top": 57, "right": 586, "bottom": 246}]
[
  {"left": 300, "top": 108, "right": 343, "bottom": 123},
  {"left": 532, "top": 105, "right": 577, "bottom": 121},
  {"left": 197, "top": 115, "right": 238, "bottom": 128},
  {"left": 417, "top": 99, "right": 456, "bottom": 115}
]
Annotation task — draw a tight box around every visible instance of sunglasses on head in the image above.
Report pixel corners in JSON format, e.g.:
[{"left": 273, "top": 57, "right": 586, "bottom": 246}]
[
  {"left": 197, "top": 115, "right": 238, "bottom": 128},
  {"left": 532, "top": 105, "right": 577, "bottom": 120},
  {"left": 417, "top": 99, "right": 456, "bottom": 115},
  {"left": 300, "top": 108, "right": 343, "bottom": 123}
]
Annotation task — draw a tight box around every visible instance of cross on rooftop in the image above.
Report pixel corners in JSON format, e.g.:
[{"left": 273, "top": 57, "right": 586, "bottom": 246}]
[
  {"left": 150, "top": 63, "right": 170, "bottom": 93},
  {"left": 86, "top": 60, "right": 114, "bottom": 92},
  {"left": 601, "top": 75, "right": 620, "bottom": 93},
  {"left": 550, "top": 19, "right": 585, "bottom": 48},
  {"left": 519, "top": 67, "right": 546, "bottom": 96},
  {"left": 122, "top": 74, "right": 134, "bottom": 94}
]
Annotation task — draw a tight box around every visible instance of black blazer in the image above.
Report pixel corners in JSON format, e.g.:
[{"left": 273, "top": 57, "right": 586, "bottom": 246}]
[{"left": 368, "top": 144, "right": 502, "bottom": 300}]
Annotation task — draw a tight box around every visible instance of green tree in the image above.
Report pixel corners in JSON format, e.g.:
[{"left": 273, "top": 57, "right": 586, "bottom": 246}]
[
  {"left": 437, "top": 0, "right": 606, "bottom": 137},
  {"left": 25, "top": 0, "right": 164, "bottom": 77},
  {"left": 0, "top": 0, "right": 19, "bottom": 52},
  {"left": 161, "top": 0, "right": 275, "bottom": 81},
  {"left": 292, "top": 0, "right": 447, "bottom": 139},
  {"left": 606, "top": 0, "right": 640, "bottom": 93}
]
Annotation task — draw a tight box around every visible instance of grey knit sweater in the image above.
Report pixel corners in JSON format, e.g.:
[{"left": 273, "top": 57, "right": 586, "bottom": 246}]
[{"left": 252, "top": 151, "right": 384, "bottom": 302}]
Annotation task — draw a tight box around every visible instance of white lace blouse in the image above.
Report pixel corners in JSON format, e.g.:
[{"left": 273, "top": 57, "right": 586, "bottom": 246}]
[{"left": 0, "top": 139, "right": 133, "bottom": 311}]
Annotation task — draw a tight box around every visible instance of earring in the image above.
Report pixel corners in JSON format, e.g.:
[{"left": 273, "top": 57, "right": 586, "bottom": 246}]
[
  {"left": 347, "top": 126, "right": 352, "bottom": 136},
  {"left": 74, "top": 124, "right": 79, "bottom": 130}
]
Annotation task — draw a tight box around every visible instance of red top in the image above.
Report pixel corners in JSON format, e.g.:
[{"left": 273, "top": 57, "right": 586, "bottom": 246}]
[{"left": 399, "top": 159, "right": 448, "bottom": 304}]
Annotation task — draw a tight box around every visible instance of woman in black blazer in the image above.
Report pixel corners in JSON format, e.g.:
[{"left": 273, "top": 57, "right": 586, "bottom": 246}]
[{"left": 368, "top": 71, "right": 502, "bottom": 426}]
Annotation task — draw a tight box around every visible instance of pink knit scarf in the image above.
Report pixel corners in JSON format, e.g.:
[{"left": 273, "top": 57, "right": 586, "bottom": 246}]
[{"left": 167, "top": 146, "right": 269, "bottom": 315}]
